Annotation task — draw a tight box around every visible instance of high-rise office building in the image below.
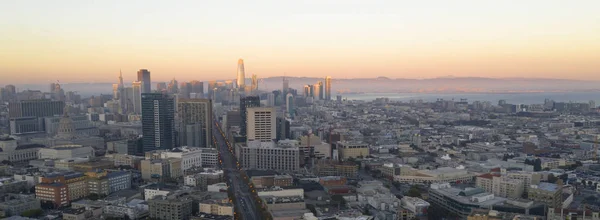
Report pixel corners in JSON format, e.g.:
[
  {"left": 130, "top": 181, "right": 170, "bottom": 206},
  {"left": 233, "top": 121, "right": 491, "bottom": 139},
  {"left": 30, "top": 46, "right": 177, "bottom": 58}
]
[
  {"left": 325, "top": 76, "right": 332, "bottom": 100},
  {"left": 251, "top": 74, "right": 258, "bottom": 94},
  {"left": 179, "top": 82, "right": 191, "bottom": 99},
  {"left": 236, "top": 59, "right": 246, "bottom": 89},
  {"left": 240, "top": 96, "right": 261, "bottom": 137},
  {"left": 132, "top": 81, "right": 142, "bottom": 114},
  {"left": 313, "top": 81, "right": 323, "bottom": 100},
  {"left": 168, "top": 78, "right": 179, "bottom": 94},
  {"left": 156, "top": 82, "right": 167, "bottom": 92},
  {"left": 246, "top": 107, "right": 276, "bottom": 142},
  {"left": 137, "top": 69, "right": 152, "bottom": 93},
  {"left": 282, "top": 77, "right": 289, "bottom": 96},
  {"left": 141, "top": 93, "right": 176, "bottom": 152},
  {"left": 8, "top": 100, "right": 65, "bottom": 118},
  {"left": 177, "top": 99, "right": 213, "bottom": 148},
  {"left": 190, "top": 80, "right": 204, "bottom": 98},
  {"left": 303, "top": 85, "right": 314, "bottom": 98},
  {"left": 286, "top": 93, "right": 294, "bottom": 116}
]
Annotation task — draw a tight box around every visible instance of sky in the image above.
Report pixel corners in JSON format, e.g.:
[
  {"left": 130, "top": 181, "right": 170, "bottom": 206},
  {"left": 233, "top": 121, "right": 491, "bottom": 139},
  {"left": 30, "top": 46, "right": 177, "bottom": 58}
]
[{"left": 1, "top": 0, "right": 600, "bottom": 84}]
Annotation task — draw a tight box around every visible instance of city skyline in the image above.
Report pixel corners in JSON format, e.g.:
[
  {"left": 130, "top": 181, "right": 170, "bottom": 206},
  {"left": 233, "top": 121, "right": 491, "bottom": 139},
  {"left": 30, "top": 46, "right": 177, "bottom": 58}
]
[{"left": 2, "top": 0, "right": 600, "bottom": 83}]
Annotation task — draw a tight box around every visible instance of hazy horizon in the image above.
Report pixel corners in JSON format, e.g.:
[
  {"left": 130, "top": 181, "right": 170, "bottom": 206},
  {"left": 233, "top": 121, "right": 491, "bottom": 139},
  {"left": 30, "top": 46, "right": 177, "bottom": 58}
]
[{"left": 2, "top": 0, "right": 600, "bottom": 83}]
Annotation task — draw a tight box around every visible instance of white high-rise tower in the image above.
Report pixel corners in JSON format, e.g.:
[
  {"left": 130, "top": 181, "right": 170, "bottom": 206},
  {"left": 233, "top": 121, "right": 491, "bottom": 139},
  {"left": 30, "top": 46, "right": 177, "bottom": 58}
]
[{"left": 236, "top": 59, "right": 246, "bottom": 89}]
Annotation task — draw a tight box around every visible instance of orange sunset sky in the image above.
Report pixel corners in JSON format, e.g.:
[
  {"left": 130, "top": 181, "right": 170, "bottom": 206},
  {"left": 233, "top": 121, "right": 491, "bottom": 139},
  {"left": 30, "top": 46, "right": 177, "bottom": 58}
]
[{"left": 1, "top": 0, "right": 599, "bottom": 83}]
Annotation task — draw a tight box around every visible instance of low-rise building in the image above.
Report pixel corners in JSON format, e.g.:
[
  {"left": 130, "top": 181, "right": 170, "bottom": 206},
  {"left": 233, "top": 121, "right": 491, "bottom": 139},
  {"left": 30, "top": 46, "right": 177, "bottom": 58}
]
[
  {"left": 37, "top": 172, "right": 88, "bottom": 203},
  {"left": 0, "top": 137, "right": 43, "bottom": 163},
  {"left": 476, "top": 174, "right": 524, "bottom": 199},
  {"left": 262, "top": 196, "right": 305, "bottom": 212},
  {"left": 0, "top": 177, "right": 28, "bottom": 195},
  {"left": 200, "top": 148, "right": 219, "bottom": 167},
  {"left": 400, "top": 196, "right": 429, "bottom": 217},
  {"left": 395, "top": 167, "right": 475, "bottom": 184},
  {"left": 148, "top": 195, "right": 194, "bottom": 220},
  {"left": 428, "top": 183, "right": 507, "bottom": 218},
  {"left": 199, "top": 199, "right": 234, "bottom": 216},
  {"left": 314, "top": 160, "right": 358, "bottom": 178},
  {"left": 0, "top": 194, "right": 40, "bottom": 217},
  {"left": 337, "top": 142, "right": 369, "bottom": 160},
  {"left": 62, "top": 207, "right": 102, "bottom": 220},
  {"left": 528, "top": 183, "right": 562, "bottom": 209},
  {"left": 184, "top": 169, "right": 224, "bottom": 190},
  {"left": 37, "top": 145, "right": 94, "bottom": 160},
  {"left": 250, "top": 174, "right": 293, "bottom": 189},
  {"left": 103, "top": 198, "right": 149, "bottom": 219},
  {"left": 140, "top": 158, "right": 182, "bottom": 180}
]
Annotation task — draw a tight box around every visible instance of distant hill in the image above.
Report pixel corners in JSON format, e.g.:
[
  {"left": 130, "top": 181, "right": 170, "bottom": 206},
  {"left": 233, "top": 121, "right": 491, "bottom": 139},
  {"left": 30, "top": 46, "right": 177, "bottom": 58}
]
[{"left": 9, "top": 77, "right": 599, "bottom": 97}]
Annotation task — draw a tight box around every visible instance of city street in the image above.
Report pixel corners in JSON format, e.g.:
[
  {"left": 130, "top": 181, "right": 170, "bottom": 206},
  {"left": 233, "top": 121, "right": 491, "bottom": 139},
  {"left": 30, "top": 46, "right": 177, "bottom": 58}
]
[{"left": 213, "top": 120, "right": 261, "bottom": 220}]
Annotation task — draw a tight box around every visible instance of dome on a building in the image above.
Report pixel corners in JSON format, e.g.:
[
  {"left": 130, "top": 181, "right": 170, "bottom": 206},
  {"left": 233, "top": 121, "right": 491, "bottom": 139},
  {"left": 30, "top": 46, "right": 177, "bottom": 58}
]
[{"left": 55, "top": 107, "right": 76, "bottom": 140}]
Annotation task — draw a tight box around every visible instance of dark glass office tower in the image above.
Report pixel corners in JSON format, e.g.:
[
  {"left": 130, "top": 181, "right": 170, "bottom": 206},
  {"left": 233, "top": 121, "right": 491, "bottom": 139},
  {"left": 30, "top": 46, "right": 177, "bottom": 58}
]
[
  {"left": 137, "top": 69, "right": 152, "bottom": 93},
  {"left": 240, "top": 96, "right": 260, "bottom": 137},
  {"left": 142, "top": 93, "right": 175, "bottom": 152}
]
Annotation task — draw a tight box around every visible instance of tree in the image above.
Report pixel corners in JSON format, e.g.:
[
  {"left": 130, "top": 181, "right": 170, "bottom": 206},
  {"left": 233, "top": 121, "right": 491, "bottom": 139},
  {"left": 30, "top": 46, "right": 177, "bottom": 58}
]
[
  {"left": 21, "top": 209, "right": 43, "bottom": 218},
  {"left": 331, "top": 195, "right": 347, "bottom": 206},
  {"left": 547, "top": 174, "right": 558, "bottom": 183},
  {"left": 87, "top": 193, "right": 100, "bottom": 201},
  {"left": 407, "top": 185, "right": 421, "bottom": 198}
]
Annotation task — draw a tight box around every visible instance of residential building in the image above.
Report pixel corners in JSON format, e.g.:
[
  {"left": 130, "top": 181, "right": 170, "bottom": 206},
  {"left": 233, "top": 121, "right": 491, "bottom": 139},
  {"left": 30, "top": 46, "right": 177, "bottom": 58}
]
[
  {"left": 140, "top": 158, "right": 182, "bottom": 180},
  {"left": 400, "top": 196, "right": 429, "bottom": 217},
  {"left": 157, "top": 146, "right": 203, "bottom": 172},
  {"left": 200, "top": 148, "right": 219, "bottom": 167},
  {"left": 299, "top": 135, "right": 331, "bottom": 159},
  {"left": 199, "top": 199, "right": 234, "bottom": 216},
  {"left": 177, "top": 99, "right": 213, "bottom": 148},
  {"left": 325, "top": 76, "right": 331, "bottom": 100},
  {"left": 148, "top": 195, "right": 194, "bottom": 220},
  {"left": 0, "top": 194, "right": 40, "bottom": 217},
  {"left": 476, "top": 174, "right": 524, "bottom": 199},
  {"left": 262, "top": 196, "right": 305, "bottom": 212},
  {"left": 528, "top": 183, "right": 562, "bottom": 208},
  {"left": 184, "top": 169, "right": 224, "bottom": 190},
  {"left": 62, "top": 207, "right": 102, "bottom": 220},
  {"left": 103, "top": 199, "right": 149, "bottom": 219},
  {"left": 314, "top": 160, "right": 359, "bottom": 178},
  {"left": 238, "top": 141, "right": 300, "bottom": 172},
  {"left": 35, "top": 183, "right": 69, "bottom": 208},
  {"left": 506, "top": 171, "right": 541, "bottom": 194},
  {"left": 141, "top": 93, "right": 176, "bottom": 153},
  {"left": 250, "top": 174, "right": 293, "bottom": 189},
  {"left": 240, "top": 96, "right": 261, "bottom": 136},
  {"left": 247, "top": 107, "right": 276, "bottom": 142},
  {"left": 39, "top": 172, "right": 88, "bottom": 201}
]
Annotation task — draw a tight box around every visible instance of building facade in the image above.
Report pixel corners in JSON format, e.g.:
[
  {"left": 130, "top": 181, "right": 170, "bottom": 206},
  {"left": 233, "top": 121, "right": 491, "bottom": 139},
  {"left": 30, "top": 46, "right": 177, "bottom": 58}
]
[
  {"left": 246, "top": 107, "right": 276, "bottom": 142},
  {"left": 177, "top": 99, "right": 213, "bottom": 148},
  {"left": 141, "top": 93, "right": 176, "bottom": 152}
]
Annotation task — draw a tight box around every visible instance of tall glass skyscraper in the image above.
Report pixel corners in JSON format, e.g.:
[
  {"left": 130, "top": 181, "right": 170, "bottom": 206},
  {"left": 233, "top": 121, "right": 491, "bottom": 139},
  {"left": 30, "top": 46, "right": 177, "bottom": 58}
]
[
  {"left": 137, "top": 69, "right": 152, "bottom": 93},
  {"left": 141, "top": 93, "right": 175, "bottom": 152},
  {"left": 325, "top": 76, "right": 332, "bottom": 100},
  {"left": 236, "top": 59, "right": 246, "bottom": 89}
]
